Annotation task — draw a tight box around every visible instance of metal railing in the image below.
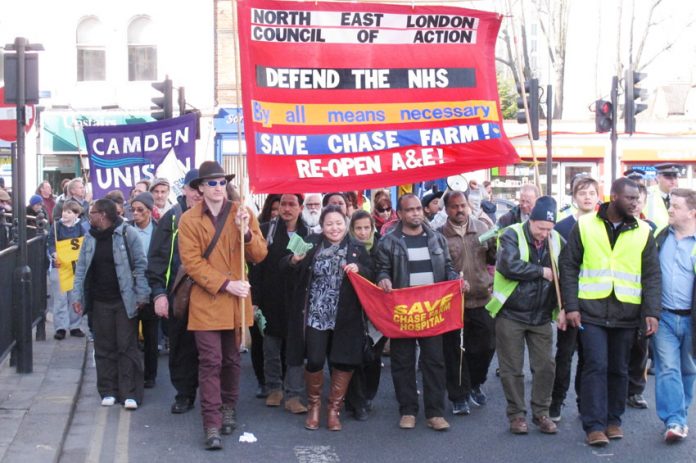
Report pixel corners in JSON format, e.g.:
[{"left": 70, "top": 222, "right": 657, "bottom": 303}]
[{"left": 0, "top": 235, "right": 48, "bottom": 366}]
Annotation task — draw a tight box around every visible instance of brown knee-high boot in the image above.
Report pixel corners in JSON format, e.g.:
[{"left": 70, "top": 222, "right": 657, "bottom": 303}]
[
  {"left": 305, "top": 370, "right": 323, "bottom": 430},
  {"left": 327, "top": 370, "right": 353, "bottom": 431}
]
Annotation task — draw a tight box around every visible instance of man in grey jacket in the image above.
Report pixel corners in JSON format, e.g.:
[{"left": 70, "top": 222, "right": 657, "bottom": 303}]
[{"left": 73, "top": 198, "right": 150, "bottom": 410}]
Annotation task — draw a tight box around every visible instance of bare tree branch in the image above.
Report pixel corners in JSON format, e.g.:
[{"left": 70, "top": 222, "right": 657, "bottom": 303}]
[{"left": 634, "top": 0, "right": 664, "bottom": 68}]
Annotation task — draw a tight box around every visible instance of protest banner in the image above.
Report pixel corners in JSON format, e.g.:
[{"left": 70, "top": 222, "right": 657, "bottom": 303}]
[
  {"left": 83, "top": 113, "right": 197, "bottom": 199},
  {"left": 56, "top": 236, "right": 84, "bottom": 292},
  {"left": 347, "top": 272, "right": 463, "bottom": 339},
  {"left": 236, "top": 0, "right": 519, "bottom": 193}
]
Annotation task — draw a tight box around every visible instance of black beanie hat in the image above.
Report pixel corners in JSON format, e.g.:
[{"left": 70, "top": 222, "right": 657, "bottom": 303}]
[{"left": 529, "top": 196, "right": 557, "bottom": 223}]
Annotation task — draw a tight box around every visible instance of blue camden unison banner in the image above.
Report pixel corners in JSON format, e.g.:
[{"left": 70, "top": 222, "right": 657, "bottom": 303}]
[{"left": 83, "top": 113, "right": 197, "bottom": 199}]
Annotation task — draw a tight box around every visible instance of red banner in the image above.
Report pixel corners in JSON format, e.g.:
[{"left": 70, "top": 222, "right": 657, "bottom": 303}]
[
  {"left": 237, "top": 0, "right": 519, "bottom": 193},
  {"left": 348, "top": 273, "right": 463, "bottom": 339}
]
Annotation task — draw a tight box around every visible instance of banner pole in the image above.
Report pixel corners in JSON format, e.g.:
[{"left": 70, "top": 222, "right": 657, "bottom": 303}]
[
  {"left": 548, "top": 236, "right": 562, "bottom": 310},
  {"left": 233, "top": 0, "right": 248, "bottom": 350},
  {"left": 459, "top": 276, "right": 465, "bottom": 386}
]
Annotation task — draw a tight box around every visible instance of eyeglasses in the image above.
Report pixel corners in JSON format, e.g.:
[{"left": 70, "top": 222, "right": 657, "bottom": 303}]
[
  {"left": 206, "top": 180, "right": 227, "bottom": 187},
  {"left": 132, "top": 207, "right": 147, "bottom": 213}
]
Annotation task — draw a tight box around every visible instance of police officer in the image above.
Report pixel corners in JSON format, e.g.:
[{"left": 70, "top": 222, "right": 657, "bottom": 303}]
[{"left": 645, "top": 163, "right": 684, "bottom": 233}]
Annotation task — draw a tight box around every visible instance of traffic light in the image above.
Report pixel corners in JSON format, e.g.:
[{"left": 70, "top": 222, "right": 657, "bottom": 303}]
[
  {"left": 595, "top": 99, "right": 612, "bottom": 133},
  {"left": 516, "top": 78, "right": 540, "bottom": 140},
  {"left": 151, "top": 78, "right": 173, "bottom": 120},
  {"left": 624, "top": 69, "right": 648, "bottom": 135}
]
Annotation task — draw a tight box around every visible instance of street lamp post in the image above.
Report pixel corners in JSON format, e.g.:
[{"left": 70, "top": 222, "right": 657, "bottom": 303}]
[{"left": 4, "top": 37, "right": 43, "bottom": 373}]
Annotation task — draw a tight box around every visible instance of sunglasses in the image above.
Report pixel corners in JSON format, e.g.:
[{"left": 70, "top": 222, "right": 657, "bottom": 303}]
[
  {"left": 206, "top": 180, "right": 227, "bottom": 187},
  {"left": 132, "top": 207, "right": 147, "bottom": 213},
  {"left": 376, "top": 206, "right": 392, "bottom": 213}
]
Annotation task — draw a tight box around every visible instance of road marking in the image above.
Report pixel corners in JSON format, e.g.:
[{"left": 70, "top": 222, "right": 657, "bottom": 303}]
[
  {"left": 294, "top": 445, "right": 340, "bottom": 463},
  {"left": 115, "top": 408, "right": 131, "bottom": 463},
  {"left": 85, "top": 406, "right": 107, "bottom": 463}
]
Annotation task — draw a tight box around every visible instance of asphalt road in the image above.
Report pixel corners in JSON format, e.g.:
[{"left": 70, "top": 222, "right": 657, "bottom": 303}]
[{"left": 61, "top": 336, "right": 696, "bottom": 463}]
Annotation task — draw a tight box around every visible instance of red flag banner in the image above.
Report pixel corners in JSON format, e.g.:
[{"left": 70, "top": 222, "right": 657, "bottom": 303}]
[
  {"left": 236, "top": 0, "right": 519, "bottom": 193},
  {"left": 348, "top": 272, "right": 463, "bottom": 339}
]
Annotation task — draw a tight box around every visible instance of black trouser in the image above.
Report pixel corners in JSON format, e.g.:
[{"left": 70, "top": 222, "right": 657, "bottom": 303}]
[
  {"left": 305, "top": 327, "right": 353, "bottom": 373},
  {"left": 93, "top": 299, "right": 143, "bottom": 404},
  {"left": 391, "top": 335, "right": 446, "bottom": 418},
  {"left": 551, "top": 325, "right": 584, "bottom": 407},
  {"left": 168, "top": 304, "right": 199, "bottom": 401},
  {"left": 250, "top": 321, "right": 265, "bottom": 385},
  {"left": 627, "top": 329, "right": 650, "bottom": 396},
  {"left": 139, "top": 304, "right": 159, "bottom": 382},
  {"left": 443, "top": 307, "right": 496, "bottom": 403},
  {"left": 346, "top": 337, "right": 387, "bottom": 409}
]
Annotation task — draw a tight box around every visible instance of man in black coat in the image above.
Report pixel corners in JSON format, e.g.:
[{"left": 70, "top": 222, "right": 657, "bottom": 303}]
[
  {"left": 250, "top": 193, "right": 310, "bottom": 414},
  {"left": 497, "top": 184, "right": 539, "bottom": 228},
  {"left": 147, "top": 169, "right": 202, "bottom": 414}
]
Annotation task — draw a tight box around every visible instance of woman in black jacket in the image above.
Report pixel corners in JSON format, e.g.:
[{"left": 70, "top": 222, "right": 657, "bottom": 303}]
[{"left": 284, "top": 205, "right": 372, "bottom": 431}]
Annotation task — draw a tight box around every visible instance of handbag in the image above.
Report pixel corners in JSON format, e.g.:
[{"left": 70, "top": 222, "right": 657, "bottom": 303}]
[{"left": 172, "top": 201, "right": 232, "bottom": 319}]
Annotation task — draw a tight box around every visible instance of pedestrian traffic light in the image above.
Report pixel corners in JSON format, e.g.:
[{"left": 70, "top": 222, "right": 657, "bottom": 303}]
[
  {"left": 151, "top": 78, "right": 173, "bottom": 120},
  {"left": 624, "top": 70, "right": 648, "bottom": 135},
  {"left": 595, "top": 99, "right": 612, "bottom": 133},
  {"left": 516, "top": 78, "right": 540, "bottom": 140}
]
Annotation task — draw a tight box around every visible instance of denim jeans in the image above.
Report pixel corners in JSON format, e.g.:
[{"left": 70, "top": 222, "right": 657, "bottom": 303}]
[
  {"left": 653, "top": 310, "right": 696, "bottom": 428},
  {"left": 579, "top": 323, "right": 634, "bottom": 433},
  {"left": 263, "top": 334, "right": 304, "bottom": 397}
]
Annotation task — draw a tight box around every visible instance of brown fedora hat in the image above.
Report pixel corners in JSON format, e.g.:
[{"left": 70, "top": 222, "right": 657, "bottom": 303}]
[{"left": 190, "top": 161, "right": 235, "bottom": 189}]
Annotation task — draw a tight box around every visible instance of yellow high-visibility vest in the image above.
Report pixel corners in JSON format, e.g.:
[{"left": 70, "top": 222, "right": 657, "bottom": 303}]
[
  {"left": 644, "top": 185, "right": 669, "bottom": 235},
  {"left": 486, "top": 223, "right": 561, "bottom": 317},
  {"left": 578, "top": 213, "right": 651, "bottom": 304}
]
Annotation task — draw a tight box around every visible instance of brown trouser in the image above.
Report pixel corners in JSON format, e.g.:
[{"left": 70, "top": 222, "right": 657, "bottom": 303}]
[{"left": 92, "top": 299, "right": 143, "bottom": 404}]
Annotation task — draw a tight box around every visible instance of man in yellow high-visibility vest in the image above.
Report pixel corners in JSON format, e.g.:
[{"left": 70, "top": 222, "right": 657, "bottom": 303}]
[{"left": 560, "top": 177, "right": 661, "bottom": 448}]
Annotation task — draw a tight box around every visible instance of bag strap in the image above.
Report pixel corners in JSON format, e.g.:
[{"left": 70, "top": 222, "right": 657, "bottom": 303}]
[
  {"left": 123, "top": 225, "right": 135, "bottom": 274},
  {"left": 202, "top": 200, "right": 232, "bottom": 260}
]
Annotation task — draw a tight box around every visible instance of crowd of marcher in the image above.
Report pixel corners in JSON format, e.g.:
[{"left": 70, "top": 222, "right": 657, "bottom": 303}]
[{"left": 18, "top": 160, "right": 696, "bottom": 451}]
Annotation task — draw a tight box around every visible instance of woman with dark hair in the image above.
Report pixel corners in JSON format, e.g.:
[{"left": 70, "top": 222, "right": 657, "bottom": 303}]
[
  {"left": 72, "top": 198, "right": 150, "bottom": 410},
  {"left": 344, "top": 209, "right": 386, "bottom": 421},
  {"left": 284, "top": 205, "right": 372, "bottom": 431},
  {"left": 372, "top": 190, "right": 397, "bottom": 233},
  {"left": 322, "top": 192, "right": 348, "bottom": 216},
  {"left": 258, "top": 194, "right": 282, "bottom": 224}
]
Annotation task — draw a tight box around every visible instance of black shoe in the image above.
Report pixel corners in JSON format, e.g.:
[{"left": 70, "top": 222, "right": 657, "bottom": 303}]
[
  {"left": 452, "top": 400, "right": 471, "bottom": 416},
  {"left": 627, "top": 394, "right": 648, "bottom": 409},
  {"left": 171, "top": 397, "right": 194, "bottom": 414},
  {"left": 205, "top": 428, "right": 222, "bottom": 450},
  {"left": 365, "top": 399, "right": 373, "bottom": 412},
  {"left": 70, "top": 328, "right": 86, "bottom": 338},
  {"left": 255, "top": 384, "right": 269, "bottom": 398},
  {"left": 144, "top": 379, "right": 156, "bottom": 389},
  {"left": 470, "top": 387, "right": 487, "bottom": 406},
  {"left": 54, "top": 329, "right": 66, "bottom": 340},
  {"left": 221, "top": 405, "right": 236, "bottom": 435},
  {"left": 353, "top": 407, "right": 369, "bottom": 421}
]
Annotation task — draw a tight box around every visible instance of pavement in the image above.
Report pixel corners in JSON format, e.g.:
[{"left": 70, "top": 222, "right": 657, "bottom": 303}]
[{"left": 0, "top": 317, "right": 88, "bottom": 463}]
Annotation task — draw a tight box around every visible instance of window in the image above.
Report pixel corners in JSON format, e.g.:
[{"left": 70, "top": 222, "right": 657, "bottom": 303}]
[
  {"left": 128, "top": 17, "right": 157, "bottom": 81},
  {"left": 76, "top": 17, "right": 106, "bottom": 81}
]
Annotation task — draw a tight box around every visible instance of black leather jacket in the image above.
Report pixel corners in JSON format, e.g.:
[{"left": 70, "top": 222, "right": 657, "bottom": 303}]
[
  {"left": 496, "top": 222, "right": 562, "bottom": 325},
  {"left": 374, "top": 222, "right": 459, "bottom": 289}
]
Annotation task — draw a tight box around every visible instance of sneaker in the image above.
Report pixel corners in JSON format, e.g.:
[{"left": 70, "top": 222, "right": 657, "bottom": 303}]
[
  {"left": 426, "top": 417, "right": 450, "bottom": 431},
  {"left": 101, "top": 396, "right": 116, "bottom": 407},
  {"left": 532, "top": 415, "right": 558, "bottom": 434},
  {"left": 399, "top": 415, "right": 416, "bottom": 429},
  {"left": 664, "top": 424, "right": 687, "bottom": 443},
  {"left": 549, "top": 401, "right": 562, "bottom": 423},
  {"left": 470, "top": 387, "right": 487, "bottom": 406},
  {"left": 221, "top": 405, "right": 236, "bottom": 435},
  {"left": 54, "top": 329, "right": 66, "bottom": 340},
  {"left": 70, "top": 328, "right": 86, "bottom": 338},
  {"left": 124, "top": 399, "right": 138, "bottom": 410},
  {"left": 627, "top": 394, "right": 648, "bottom": 409},
  {"left": 586, "top": 431, "right": 609, "bottom": 446},
  {"left": 452, "top": 400, "right": 471, "bottom": 416}
]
